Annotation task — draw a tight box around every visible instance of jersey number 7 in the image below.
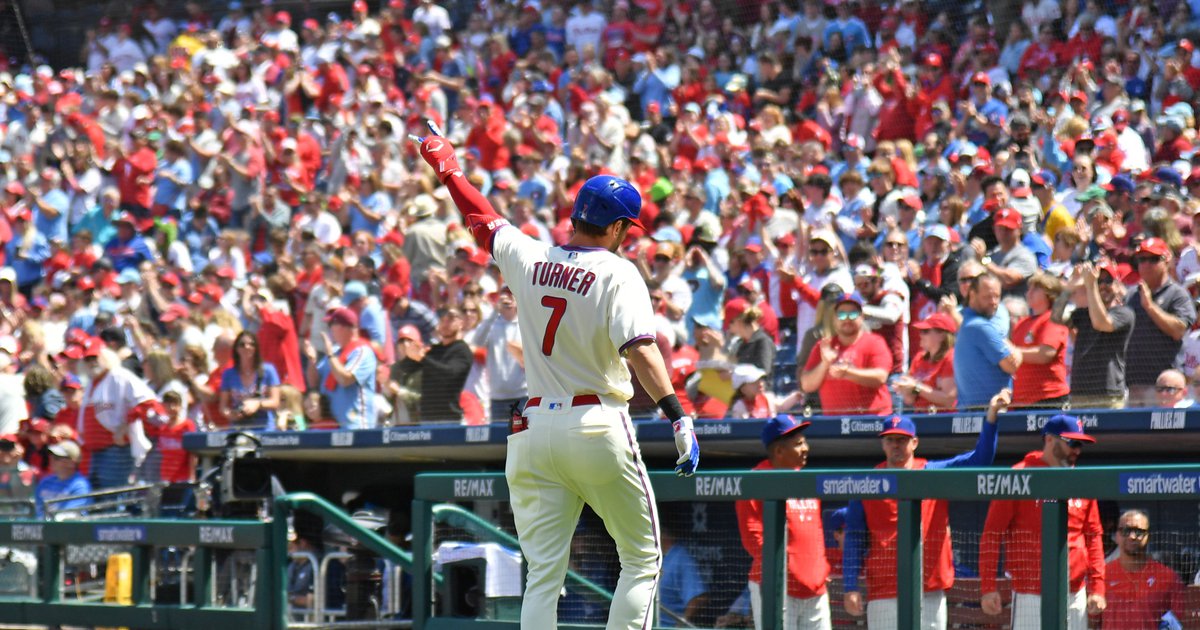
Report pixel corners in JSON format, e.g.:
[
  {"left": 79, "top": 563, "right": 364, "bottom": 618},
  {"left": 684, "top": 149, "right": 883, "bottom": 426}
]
[{"left": 540, "top": 296, "right": 568, "bottom": 356}]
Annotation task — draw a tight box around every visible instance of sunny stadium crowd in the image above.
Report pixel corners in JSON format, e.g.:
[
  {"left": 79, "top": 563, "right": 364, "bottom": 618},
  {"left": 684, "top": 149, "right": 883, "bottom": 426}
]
[{"left": 0, "top": 0, "right": 1196, "bottom": 626}]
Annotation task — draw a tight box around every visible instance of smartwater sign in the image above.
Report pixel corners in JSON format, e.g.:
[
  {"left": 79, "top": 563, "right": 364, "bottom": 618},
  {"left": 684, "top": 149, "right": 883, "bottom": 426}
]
[
  {"left": 816, "top": 474, "right": 896, "bottom": 496},
  {"left": 1120, "top": 473, "right": 1200, "bottom": 495}
]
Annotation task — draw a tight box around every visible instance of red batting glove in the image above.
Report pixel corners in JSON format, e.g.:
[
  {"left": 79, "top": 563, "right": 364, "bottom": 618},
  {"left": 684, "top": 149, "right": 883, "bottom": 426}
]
[{"left": 419, "top": 137, "right": 463, "bottom": 184}]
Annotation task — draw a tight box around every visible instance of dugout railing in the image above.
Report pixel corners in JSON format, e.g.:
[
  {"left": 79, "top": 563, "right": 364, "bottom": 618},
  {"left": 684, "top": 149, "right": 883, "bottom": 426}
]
[{"left": 412, "top": 464, "right": 1200, "bottom": 630}]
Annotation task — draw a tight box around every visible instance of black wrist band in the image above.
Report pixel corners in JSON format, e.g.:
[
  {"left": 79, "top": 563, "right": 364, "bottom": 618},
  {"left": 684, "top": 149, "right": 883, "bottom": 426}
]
[{"left": 657, "top": 394, "right": 686, "bottom": 422}]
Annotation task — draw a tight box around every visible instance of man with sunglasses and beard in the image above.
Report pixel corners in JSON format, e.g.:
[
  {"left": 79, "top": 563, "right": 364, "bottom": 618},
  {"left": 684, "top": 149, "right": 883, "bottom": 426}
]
[
  {"left": 979, "top": 415, "right": 1106, "bottom": 629},
  {"left": 1052, "top": 261, "right": 1134, "bottom": 409},
  {"left": 800, "top": 294, "right": 892, "bottom": 416},
  {"left": 1101, "top": 510, "right": 1185, "bottom": 629}
]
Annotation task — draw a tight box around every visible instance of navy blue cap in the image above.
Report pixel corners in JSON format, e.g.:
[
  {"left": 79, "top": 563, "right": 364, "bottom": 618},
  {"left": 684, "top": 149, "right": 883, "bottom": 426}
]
[
  {"left": 836, "top": 294, "right": 865, "bottom": 309},
  {"left": 1104, "top": 174, "right": 1135, "bottom": 194},
  {"left": 1041, "top": 414, "right": 1095, "bottom": 443},
  {"left": 879, "top": 415, "right": 917, "bottom": 437},
  {"left": 761, "top": 414, "right": 811, "bottom": 447},
  {"left": 1154, "top": 166, "right": 1184, "bottom": 188}
]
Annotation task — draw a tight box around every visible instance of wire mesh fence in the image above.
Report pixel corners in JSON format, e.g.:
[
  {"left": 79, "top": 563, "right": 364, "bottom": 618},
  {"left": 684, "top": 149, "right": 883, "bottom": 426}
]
[{"left": 418, "top": 494, "right": 1200, "bottom": 629}]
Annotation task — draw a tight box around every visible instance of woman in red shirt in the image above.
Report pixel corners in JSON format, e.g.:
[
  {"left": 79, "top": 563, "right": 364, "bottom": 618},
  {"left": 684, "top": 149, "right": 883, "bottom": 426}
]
[
  {"left": 894, "top": 313, "right": 957, "bottom": 412},
  {"left": 1011, "top": 273, "right": 1071, "bottom": 408}
]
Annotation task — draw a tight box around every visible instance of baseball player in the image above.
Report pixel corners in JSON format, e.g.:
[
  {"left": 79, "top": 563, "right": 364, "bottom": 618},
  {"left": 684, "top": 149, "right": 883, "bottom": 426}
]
[
  {"left": 979, "top": 414, "right": 1106, "bottom": 629},
  {"left": 735, "top": 414, "right": 831, "bottom": 630},
  {"left": 841, "top": 389, "right": 1007, "bottom": 629},
  {"left": 416, "top": 128, "right": 700, "bottom": 630}
]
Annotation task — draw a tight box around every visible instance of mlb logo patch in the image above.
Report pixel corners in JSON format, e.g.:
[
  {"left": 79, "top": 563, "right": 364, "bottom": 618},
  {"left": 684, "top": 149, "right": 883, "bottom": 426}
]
[{"left": 549, "top": 402, "right": 563, "bottom": 410}]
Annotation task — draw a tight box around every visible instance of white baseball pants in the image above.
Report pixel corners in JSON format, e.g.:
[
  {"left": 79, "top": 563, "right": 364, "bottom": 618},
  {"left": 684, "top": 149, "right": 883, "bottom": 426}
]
[
  {"left": 865, "top": 590, "right": 947, "bottom": 629},
  {"left": 1011, "top": 589, "right": 1087, "bottom": 630},
  {"left": 505, "top": 398, "right": 661, "bottom": 630},
  {"left": 748, "top": 582, "right": 831, "bottom": 630}
]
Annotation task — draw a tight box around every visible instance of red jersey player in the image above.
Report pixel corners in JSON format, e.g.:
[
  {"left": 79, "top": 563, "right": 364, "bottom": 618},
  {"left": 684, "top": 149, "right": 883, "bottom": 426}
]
[
  {"left": 979, "top": 414, "right": 1107, "bottom": 629},
  {"left": 735, "top": 415, "right": 831, "bottom": 628}
]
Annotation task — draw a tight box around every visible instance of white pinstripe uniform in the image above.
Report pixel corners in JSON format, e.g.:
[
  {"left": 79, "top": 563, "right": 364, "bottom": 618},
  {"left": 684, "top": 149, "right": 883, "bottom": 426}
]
[{"left": 491, "top": 225, "right": 663, "bottom": 630}]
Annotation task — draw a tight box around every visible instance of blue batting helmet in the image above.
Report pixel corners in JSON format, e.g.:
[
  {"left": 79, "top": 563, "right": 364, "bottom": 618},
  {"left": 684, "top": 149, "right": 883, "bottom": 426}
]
[{"left": 571, "top": 175, "right": 645, "bottom": 230}]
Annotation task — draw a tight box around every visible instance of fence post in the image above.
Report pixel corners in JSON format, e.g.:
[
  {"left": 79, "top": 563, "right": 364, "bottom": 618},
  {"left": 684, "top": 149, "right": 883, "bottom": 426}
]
[
  {"left": 130, "top": 545, "right": 151, "bottom": 605},
  {"left": 1040, "top": 500, "right": 1068, "bottom": 629},
  {"left": 270, "top": 504, "right": 290, "bottom": 629},
  {"left": 412, "top": 499, "right": 433, "bottom": 630},
  {"left": 40, "top": 544, "right": 61, "bottom": 603},
  {"left": 760, "top": 499, "right": 787, "bottom": 630},
  {"left": 193, "top": 546, "right": 212, "bottom": 608},
  {"left": 896, "top": 499, "right": 922, "bottom": 630}
]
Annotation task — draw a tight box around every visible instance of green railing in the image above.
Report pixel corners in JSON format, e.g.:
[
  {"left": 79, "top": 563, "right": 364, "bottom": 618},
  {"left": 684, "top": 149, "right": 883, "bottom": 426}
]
[
  {"left": 413, "top": 464, "right": 1200, "bottom": 630},
  {"left": 0, "top": 518, "right": 274, "bottom": 629}
]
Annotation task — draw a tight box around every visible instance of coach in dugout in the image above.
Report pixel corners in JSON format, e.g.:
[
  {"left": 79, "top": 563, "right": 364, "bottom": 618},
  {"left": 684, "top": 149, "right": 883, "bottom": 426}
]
[
  {"left": 979, "top": 415, "right": 1106, "bottom": 629},
  {"left": 735, "top": 414, "right": 830, "bottom": 629},
  {"left": 1101, "top": 509, "right": 1185, "bottom": 629},
  {"left": 841, "top": 389, "right": 1007, "bottom": 629}
]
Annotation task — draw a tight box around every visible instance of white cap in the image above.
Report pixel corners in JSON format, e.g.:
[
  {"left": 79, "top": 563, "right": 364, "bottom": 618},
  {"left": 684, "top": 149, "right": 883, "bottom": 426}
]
[{"left": 732, "top": 364, "right": 767, "bottom": 390}]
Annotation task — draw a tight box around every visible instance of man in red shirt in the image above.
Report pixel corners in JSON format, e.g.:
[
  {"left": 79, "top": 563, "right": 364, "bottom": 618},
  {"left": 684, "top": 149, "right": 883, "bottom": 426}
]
[
  {"left": 979, "top": 415, "right": 1107, "bottom": 629},
  {"left": 735, "top": 415, "right": 831, "bottom": 629},
  {"left": 800, "top": 295, "right": 893, "bottom": 415},
  {"left": 247, "top": 287, "right": 305, "bottom": 392},
  {"left": 113, "top": 129, "right": 157, "bottom": 216},
  {"left": 841, "top": 389, "right": 1006, "bottom": 629},
  {"left": 1101, "top": 510, "right": 1185, "bottom": 629}
]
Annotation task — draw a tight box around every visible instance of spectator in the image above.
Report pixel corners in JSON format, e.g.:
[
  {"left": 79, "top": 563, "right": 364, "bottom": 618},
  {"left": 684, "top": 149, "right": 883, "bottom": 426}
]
[
  {"left": 71, "top": 338, "right": 161, "bottom": 490},
  {"left": 1010, "top": 273, "right": 1070, "bottom": 408},
  {"left": 980, "top": 415, "right": 1106, "bottom": 628},
  {"left": 305, "top": 308, "right": 377, "bottom": 430},
  {"left": 781, "top": 232, "right": 852, "bottom": 356},
  {"left": 156, "top": 389, "right": 196, "bottom": 483},
  {"left": 1126, "top": 238, "right": 1196, "bottom": 405},
  {"left": 1053, "top": 262, "right": 1134, "bottom": 409},
  {"left": 398, "top": 306, "right": 472, "bottom": 423},
  {"left": 843, "top": 389, "right": 1005, "bottom": 627},
  {"left": 892, "top": 313, "right": 957, "bottom": 413},
  {"left": 657, "top": 515, "right": 708, "bottom": 628},
  {"left": 219, "top": 331, "right": 282, "bottom": 430},
  {"left": 727, "top": 306, "right": 775, "bottom": 378},
  {"left": 472, "top": 287, "right": 526, "bottom": 421},
  {"left": 1154, "top": 369, "right": 1195, "bottom": 408},
  {"left": 34, "top": 439, "right": 91, "bottom": 517},
  {"left": 852, "top": 262, "right": 907, "bottom": 376},
  {"left": 800, "top": 295, "right": 893, "bottom": 415},
  {"left": 245, "top": 285, "right": 305, "bottom": 392},
  {"left": 735, "top": 415, "right": 831, "bottom": 629},
  {"left": 1101, "top": 510, "right": 1185, "bottom": 630},
  {"left": 977, "top": 207, "right": 1037, "bottom": 298},
  {"left": 387, "top": 325, "right": 424, "bottom": 424},
  {"left": 727, "top": 364, "right": 803, "bottom": 420},
  {"left": 0, "top": 433, "right": 34, "bottom": 500},
  {"left": 954, "top": 274, "right": 1021, "bottom": 409}
]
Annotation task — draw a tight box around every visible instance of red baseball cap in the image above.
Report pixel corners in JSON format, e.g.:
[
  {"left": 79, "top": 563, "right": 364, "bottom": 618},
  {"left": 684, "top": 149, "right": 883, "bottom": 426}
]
[
  {"left": 1136, "top": 237, "right": 1171, "bottom": 258},
  {"left": 923, "top": 53, "right": 943, "bottom": 68},
  {"left": 158, "top": 303, "right": 191, "bottom": 323},
  {"left": 971, "top": 72, "right": 991, "bottom": 86},
  {"left": 993, "top": 208, "right": 1022, "bottom": 230},
  {"left": 913, "top": 312, "right": 958, "bottom": 333},
  {"left": 324, "top": 307, "right": 359, "bottom": 328},
  {"left": 899, "top": 193, "right": 923, "bottom": 210},
  {"left": 1095, "top": 261, "right": 1123, "bottom": 282},
  {"left": 465, "top": 248, "right": 491, "bottom": 267}
]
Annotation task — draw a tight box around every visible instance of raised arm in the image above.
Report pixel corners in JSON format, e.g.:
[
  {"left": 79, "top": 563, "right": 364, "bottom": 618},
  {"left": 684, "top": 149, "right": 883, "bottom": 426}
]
[{"left": 417, "top": 133, "right": 510, "bottom": 253}]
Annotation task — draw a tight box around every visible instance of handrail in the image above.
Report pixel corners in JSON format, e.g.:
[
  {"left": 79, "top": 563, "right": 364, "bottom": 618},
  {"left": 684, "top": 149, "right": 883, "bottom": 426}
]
[{"left": 273, "top": 492, "right": 416, "bottom": 572}]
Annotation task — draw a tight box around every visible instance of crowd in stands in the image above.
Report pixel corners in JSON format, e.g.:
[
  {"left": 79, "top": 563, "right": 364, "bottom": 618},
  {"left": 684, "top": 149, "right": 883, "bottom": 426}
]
[{"left": 1, "top": 0, "right": 1200, "bottom": 496}]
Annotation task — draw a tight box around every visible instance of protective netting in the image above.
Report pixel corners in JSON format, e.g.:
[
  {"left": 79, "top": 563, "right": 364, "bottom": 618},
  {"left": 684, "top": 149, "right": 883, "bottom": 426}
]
[{"left": 421, "top": 498, "right": 1200, "bottom": 629}]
